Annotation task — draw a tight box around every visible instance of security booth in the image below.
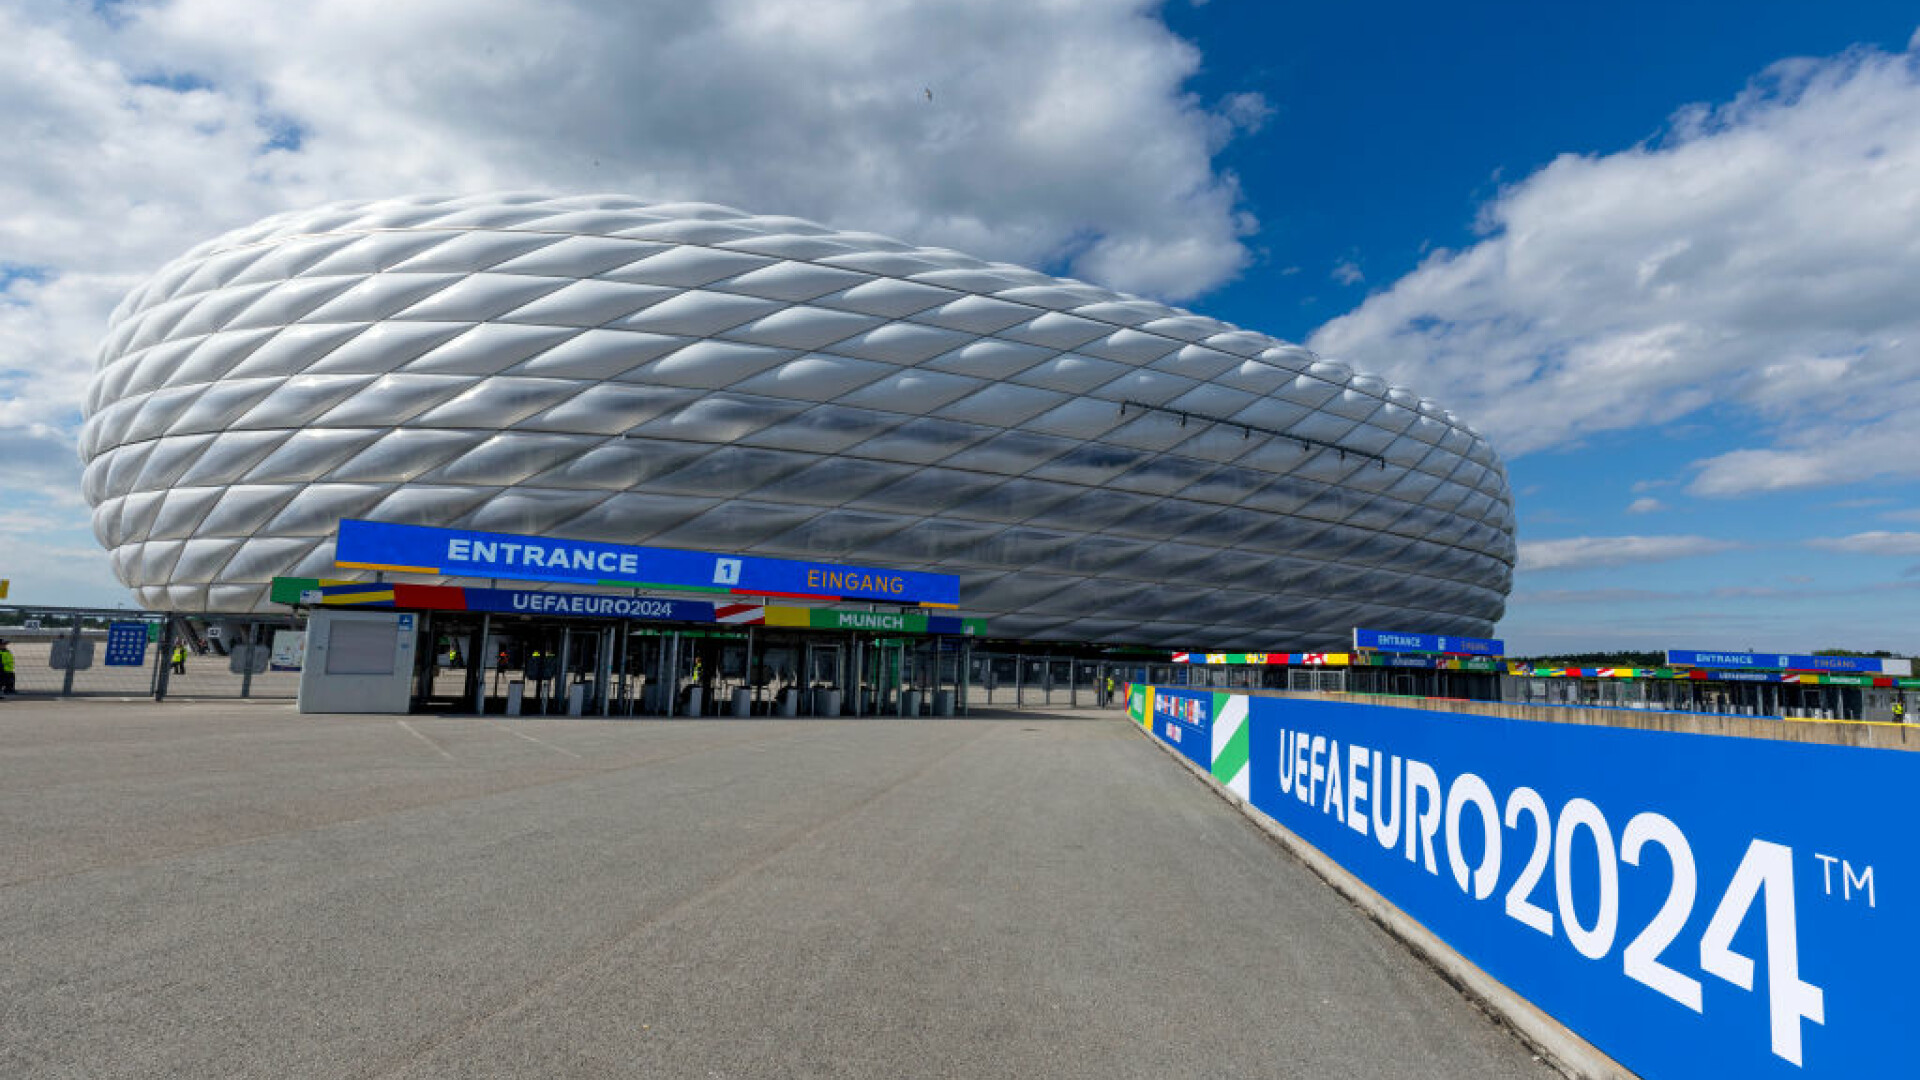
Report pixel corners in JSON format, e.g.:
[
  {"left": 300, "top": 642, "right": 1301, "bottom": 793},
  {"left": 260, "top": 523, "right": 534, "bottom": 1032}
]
[
  {"left": 297, "top": 607, "right": 419, "bottom": 714},
  {"left": 1660, "top": 649, "right": 1916, "bottom": 720},
  {"left": 1166, "top": 628, "right": 1507, "bottom": 703},
  {"left": 1171, "top": 651, "right": 1351, "bottom": 694},
  {"left": 275, "top": 578, "right": 713, "bottom": 715},
  {"left": 274, "top": 516, "right": 977, "bottom": 717},
  {"left": 1344, "top": 628, "right": 1505, "bottom": 701},
  {"left": 278, "top": 578, "right": 988, "bottom": 717},
  {"left": 1344, "top": 653, "right": 1505, "bottom": 701},
  {"left": 1495, "top": 650, "right": 1918, "bottom": 721},
  {"left": 757, "top": 607, "right": 985, "bottom": 716},
  {"left": 276, "top": 519, "right": 971, "bottom": 717}
]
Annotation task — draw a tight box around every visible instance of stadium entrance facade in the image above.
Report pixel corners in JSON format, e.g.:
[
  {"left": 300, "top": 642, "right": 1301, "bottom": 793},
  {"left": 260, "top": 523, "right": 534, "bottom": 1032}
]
[
  {"left": 275, "top": 519, "right": 997, "bottom": 716},
  {"left": 277, "top": 578, "right": 987, "bottom": 718}
]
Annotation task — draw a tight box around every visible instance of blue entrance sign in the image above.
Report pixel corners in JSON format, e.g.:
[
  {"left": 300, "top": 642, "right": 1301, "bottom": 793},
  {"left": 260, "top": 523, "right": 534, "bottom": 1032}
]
[
  {"left": 104, "top": 621, "right": 149, "bottom": 666},
  {"left": 1354, "top": 628, "right": 1505, "bottom": 656},
  {"left": 335, "top": 519, "right": 961, "bottom": 607},
  {"left": 1667, "top": 650, "right": 1885, "bottom": 674},
  {"left": 1145, "top": 689, "right": 1916, "bottom": 1080},
  {"left": 463, "top": 589, "right": 714, "bottom": 622}
]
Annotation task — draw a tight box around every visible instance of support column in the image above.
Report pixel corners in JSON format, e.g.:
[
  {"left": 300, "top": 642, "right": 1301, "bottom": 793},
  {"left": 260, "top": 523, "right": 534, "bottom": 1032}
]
[
  {"left": 746, "top": 624, "right": 758, "bottom": 714},
  {"left": 556, "top": 628, "right": 574, "bottom": 717},
  {"left": 664, "top": 632, "right": 681, "bottom": 718},
  {"left": 414, "top": 613, "right": 436, "bottom": 704},
  {"left": 240, "top": 621, "right": 258, "bottom": 699},
  {"left": 958, "top": 637, "right": 972, "bottom": 715},
  {"left": 598, "top": 624, "right": 615, "bottom": 717},
  {"left": 153, "top": 618, "right": 175, "bottom": 702},
  {"left": 613, "top": 623, "right": 630, "bottom": 716},
  {"left": 851, "top": 636, "right": 864, "bottom": 717},
  {"left": 470, "top": 614, "right": 490, "bottom": 715}
]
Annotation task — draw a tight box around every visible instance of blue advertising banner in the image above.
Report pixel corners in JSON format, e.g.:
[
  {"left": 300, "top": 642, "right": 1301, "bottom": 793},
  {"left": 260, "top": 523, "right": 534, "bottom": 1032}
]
[
  {"left": 1144, "top": 689, "right": 1914, "bottom": 1080},
  {"left": 103, "top": 621, "right": 148, "bottom": 666},
  {"left": 334, "top": 519, "right": 960, "bottom": 606},
  {"left": 1666, "top": 650, "right": 1885, "bottom": 674},
  {"left": 1354, "top": 628, "right": 1505, "bottom": 656},
  {"left": 462, "top": 589, "right": 713, "bottom": 622}
]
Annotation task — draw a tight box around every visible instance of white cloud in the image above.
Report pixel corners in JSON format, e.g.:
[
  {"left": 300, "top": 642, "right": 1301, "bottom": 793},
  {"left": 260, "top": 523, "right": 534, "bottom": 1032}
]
[
  {"left": 1331, "top": 258, "right": 1364, "bottom": 285},
  {"left": 1518, "top": 535, "right": 1740, "bottom": 572},
  {"left": 0, "top": 1, "right": 1273, "bottom": 603},
  {"left": 1625, "top": 497, "right": 1664, "bottom": 514},
  {"left": 1218, "top": 90, "right": 1273, "bottom": 134},
  {"left": 1308, "top": 35, "right": 1920, "bottom": 497},
  {"left": 0, "top": 492, "right": 132, "bottom": 608},
  {"left": 1806, "top": 530, "right": 1920, "bottom": 557},
  {"left": 28, "top": 0, "right": 1262, "bottom": 300},
  {"left": 0, "top": 0, "right": 1266, "bottom": 436}
]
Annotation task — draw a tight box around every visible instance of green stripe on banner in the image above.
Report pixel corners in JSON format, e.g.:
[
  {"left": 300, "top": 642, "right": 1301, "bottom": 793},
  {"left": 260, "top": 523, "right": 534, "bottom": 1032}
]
[
  {"left": 270, "top": 577, "right": 323, "bottom": 605},
  {"left": 1210, "top": 692, "right": 1251, "bottom": 796}
]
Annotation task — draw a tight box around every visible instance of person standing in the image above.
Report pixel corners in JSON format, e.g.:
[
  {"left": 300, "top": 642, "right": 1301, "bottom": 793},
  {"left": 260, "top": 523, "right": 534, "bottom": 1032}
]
[
  {"left": 171, "top": 642, "right": 187, "bottom": 674},
  {"left": 0, "top": 639, "right": 15, "bottom": 697},
  {"left": 526, "top": 649, "right": 545, "bottom": 689}
]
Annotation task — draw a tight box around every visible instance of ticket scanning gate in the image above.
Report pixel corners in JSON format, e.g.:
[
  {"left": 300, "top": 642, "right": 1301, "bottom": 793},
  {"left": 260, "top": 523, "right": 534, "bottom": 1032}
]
[
  {"left": 410, "top": 612, "right": 677, "bottom": 717},
  {"left": 401, "top": 612, "right": 971, "bottom": 719},
  {"left": 409, "top": 614, "right": 826, "bottom": 719}
]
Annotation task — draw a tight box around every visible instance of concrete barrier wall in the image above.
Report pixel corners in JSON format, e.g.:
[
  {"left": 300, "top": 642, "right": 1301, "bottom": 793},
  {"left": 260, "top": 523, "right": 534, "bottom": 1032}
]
[
  {"left": 1131, "top": 686, "right": 1916, "bottom": 1080},
  {"left": 1252, "top": 688, "right": 1920, "bottom": 752}
]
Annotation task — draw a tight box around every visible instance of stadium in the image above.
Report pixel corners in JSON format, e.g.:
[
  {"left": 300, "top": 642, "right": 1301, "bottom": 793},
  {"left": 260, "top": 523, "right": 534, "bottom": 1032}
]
[{"left": 79, "top": 193, "right": 1515, "bottom": 653}]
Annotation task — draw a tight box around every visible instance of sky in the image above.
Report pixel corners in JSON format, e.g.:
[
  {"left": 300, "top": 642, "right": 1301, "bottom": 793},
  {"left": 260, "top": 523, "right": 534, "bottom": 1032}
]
[{"left": 3, "top": 0, "right": 1919, "bottom": 656}]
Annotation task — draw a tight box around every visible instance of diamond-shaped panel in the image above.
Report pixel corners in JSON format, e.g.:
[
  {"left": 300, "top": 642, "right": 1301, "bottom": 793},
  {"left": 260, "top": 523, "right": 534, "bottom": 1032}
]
[{"left": 84, "top": 194, "right": 1514, "bottom": 648}]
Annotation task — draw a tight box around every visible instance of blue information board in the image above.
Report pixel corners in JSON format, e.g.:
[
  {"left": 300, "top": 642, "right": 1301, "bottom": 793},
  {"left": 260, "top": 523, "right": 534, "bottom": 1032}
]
[
  {"left": 1667, "top": 650, "right": 1885, "bottom": 674},
  {"left": 1145, "top": 689, "right": 1915, "bottom": 1080},
  {"left": 1354, "top": 628, "right": 1505, "bottom": 656},
  {"left": 335, "top": 519, "right": 960, "bottom": 606},
  {"left": 104, "top": 621, "right": 148, "bottom": 667}
]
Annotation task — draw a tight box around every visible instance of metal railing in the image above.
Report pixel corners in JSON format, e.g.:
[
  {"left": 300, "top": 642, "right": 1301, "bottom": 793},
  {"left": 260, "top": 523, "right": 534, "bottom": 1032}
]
[
  {"left": 966, "top": 653, "right": 1131, "bottom": 710},
  {"left": 0, "top": 606, "right": 305, "bottom": 702}
]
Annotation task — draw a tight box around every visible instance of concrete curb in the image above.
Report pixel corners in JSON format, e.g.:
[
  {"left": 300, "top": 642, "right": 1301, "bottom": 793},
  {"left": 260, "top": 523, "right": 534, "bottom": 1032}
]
[{"left": 1132, "top": 719, "right": 1640, "bottom": 1080}]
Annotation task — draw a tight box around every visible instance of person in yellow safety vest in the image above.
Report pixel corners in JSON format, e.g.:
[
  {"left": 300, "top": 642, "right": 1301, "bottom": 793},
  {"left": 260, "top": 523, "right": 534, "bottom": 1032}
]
[
  {"left": 1105, "top": 673, "right": 1115, "bottom": 706},
  {"left": 691, "top": 656, "right": 703, "bottom": 683},
  {"left": 171, "top": 642, "right": 188, "bottom": 674},
  {"left": 1895, "top": 697, "right": 1908, "bottom": 723},
  {"left": 0, "top": 639, "right": 15, "bottom": 697}
]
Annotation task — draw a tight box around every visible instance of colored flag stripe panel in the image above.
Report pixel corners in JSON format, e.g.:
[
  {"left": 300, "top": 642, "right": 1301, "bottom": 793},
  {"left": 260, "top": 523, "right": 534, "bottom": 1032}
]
[{"left": 269, "top": 578, "right": 983, "bottom": 636}]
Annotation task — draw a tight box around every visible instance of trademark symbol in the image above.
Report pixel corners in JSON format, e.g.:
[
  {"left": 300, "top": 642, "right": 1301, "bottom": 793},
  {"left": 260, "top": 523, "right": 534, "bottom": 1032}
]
[{"left": 1813, "top": 853, "right": 1875, "bottom": 907}]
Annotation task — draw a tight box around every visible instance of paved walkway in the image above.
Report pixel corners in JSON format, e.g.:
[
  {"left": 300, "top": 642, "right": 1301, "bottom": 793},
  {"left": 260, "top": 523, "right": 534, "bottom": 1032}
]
[{"left": 0, "top": 701, "right": 1555, "bottom": 1079}]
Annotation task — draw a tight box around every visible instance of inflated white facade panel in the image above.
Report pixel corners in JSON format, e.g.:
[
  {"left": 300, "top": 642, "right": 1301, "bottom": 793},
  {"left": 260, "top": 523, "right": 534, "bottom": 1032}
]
[{"left": 81, "top": 193, "right": 1514, "bottom": 649}]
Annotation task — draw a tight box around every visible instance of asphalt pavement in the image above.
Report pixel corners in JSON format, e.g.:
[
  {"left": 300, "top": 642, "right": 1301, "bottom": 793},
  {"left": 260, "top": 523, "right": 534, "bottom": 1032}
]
[{"left": 0, "top": 700, "right": 1558, "bottom": 1079}]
